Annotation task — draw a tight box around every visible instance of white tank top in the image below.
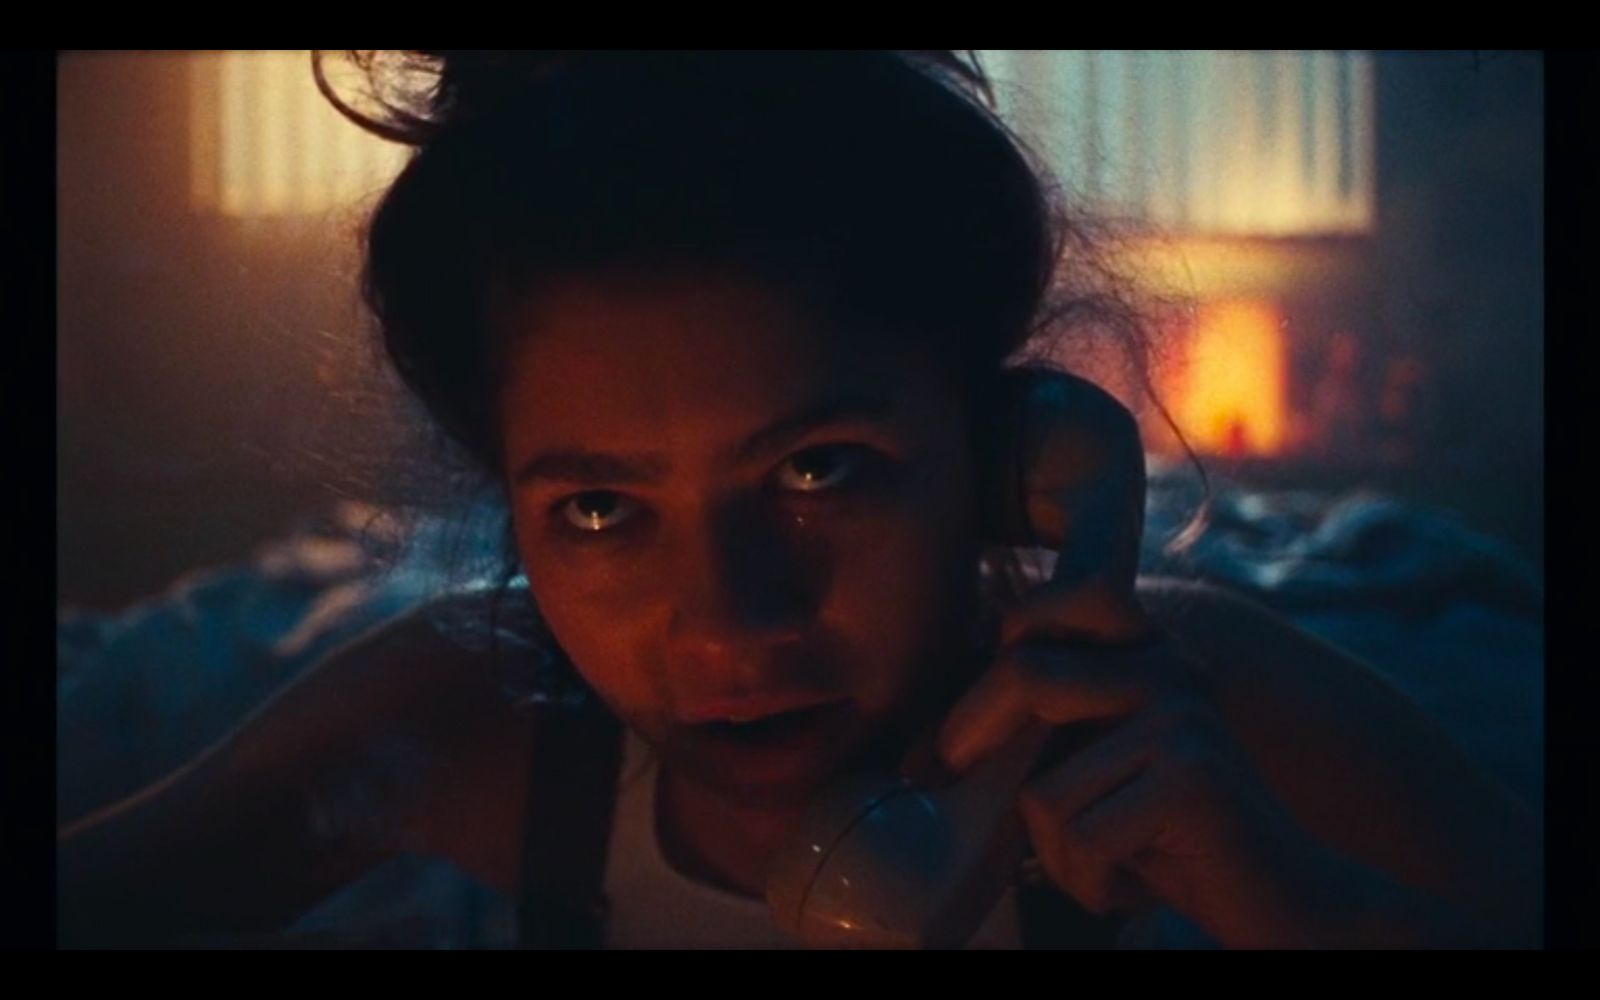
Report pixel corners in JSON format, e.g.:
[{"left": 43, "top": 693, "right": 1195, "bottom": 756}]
[{"left": 600, "top": 731, "right": 1025, "bottom": 949}]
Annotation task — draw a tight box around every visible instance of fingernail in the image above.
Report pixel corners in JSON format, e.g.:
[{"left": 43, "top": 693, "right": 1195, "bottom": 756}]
[{"left": 936, "top": 731, "right": 974, "bottom": 776}]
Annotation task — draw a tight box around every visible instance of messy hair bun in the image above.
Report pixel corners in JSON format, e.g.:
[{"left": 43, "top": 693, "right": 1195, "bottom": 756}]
[
  {"left": 316, "top": 50, "right": 995, "bottom": 148},
  {"left": 315, "top": 50, "right": 1108, "bottom": 478}
]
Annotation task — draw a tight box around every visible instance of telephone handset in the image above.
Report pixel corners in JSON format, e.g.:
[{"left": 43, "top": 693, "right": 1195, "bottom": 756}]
[{"left": 765, "top": 367, "right": 1148, "bottom": 949}]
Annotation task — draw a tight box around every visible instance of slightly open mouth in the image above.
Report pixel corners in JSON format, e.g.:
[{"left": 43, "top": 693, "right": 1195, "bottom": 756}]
[{"left": 699, "top": 702, "right": 845, "bottom": 745}]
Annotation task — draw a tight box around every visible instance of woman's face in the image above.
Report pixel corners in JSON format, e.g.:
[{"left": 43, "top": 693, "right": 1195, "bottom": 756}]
[{"left": 498, "top": 271, "right": 983, "bottom": 806}]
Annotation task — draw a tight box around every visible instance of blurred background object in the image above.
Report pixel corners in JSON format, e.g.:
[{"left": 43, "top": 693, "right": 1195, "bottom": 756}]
[{"left": 57, "top": 50, "right": 1544, "bottom": 609}]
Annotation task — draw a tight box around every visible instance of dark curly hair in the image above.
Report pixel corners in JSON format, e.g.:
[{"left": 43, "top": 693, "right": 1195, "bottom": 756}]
[{"left": 314, "top": 50, "right": 1203, "bottom": 654}]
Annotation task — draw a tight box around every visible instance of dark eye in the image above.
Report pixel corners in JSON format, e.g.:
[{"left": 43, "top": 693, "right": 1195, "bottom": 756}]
[
  {"left": 558, "top": 491, "right": 641, "bottom": 533},
  {"left": 775, "top": 446, "right": 860, "bottom": 493}
]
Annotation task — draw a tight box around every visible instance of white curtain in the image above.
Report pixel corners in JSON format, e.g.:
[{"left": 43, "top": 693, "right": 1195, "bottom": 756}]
[
  {"left": 979, "top": 50, "right": 1374, "bottom": 236},
  {"left": 191, "top": 51, "right": 407, "bottom": 218}
]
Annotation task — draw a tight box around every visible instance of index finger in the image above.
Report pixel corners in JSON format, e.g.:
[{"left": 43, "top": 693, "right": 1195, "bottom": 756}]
[
  {"left": 998, "top": 569, "right": 1159, "bottom": 648},
  {"left": 935, "top": 636, "right": 1176, "bottom": 775}
]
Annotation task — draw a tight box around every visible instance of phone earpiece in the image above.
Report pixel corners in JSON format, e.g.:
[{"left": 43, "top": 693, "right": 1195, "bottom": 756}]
[{"left": 977, "top": 366, "right": 1146, "bottom": 594}]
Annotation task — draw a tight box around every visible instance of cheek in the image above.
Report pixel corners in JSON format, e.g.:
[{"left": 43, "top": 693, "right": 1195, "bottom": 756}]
[
  {"left": 510, "top": 514, "right": 666, "bottom": 717},
  {"left": 820, "top": 480, "right": 981, "bottom": 709}
]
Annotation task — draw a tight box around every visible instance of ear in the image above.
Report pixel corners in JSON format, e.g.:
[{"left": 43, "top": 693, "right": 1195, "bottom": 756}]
[{"left": 976, "top": 367, "right": 1146, "bottom": 596}]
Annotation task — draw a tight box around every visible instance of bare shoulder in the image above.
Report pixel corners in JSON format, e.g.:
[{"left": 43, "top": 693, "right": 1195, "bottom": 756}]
[
  {"left": 1135, "top": 577, "right": 1539, "bottom": 945},
  {"left": 1133, "top": 575, "right": 1376, "bottom": 693},
  {"left": 1135, "top": 575, "right": 1294, "bottom": 642},
  {"left": 1137, "top": 573, "right": 1283, "bottom": 613},
  {"left": 1128, "top": 576, "right": 1488, "bottom": 802}
]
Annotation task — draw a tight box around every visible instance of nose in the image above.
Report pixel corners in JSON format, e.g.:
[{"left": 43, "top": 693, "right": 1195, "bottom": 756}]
[{"left": 664, "top": 497, "right": 816, "bottom": 672}]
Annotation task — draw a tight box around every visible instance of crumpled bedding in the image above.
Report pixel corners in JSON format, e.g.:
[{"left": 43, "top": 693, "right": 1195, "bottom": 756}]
[
  {"left": 57, "top": 516, "right": 436, "bottom": 824},
  {"left": 57, "top": 470, "right": 1544, "bottom": 946}
]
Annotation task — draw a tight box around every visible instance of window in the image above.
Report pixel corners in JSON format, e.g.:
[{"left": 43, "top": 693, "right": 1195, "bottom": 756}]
[
  {"left": 190, "top": 50, "right": 407, "bottom": 217},
  {"left": 980, "top": 50, "right": 1375, "bottom": 236},
  {"left": 194, "top": 50, "right": 1374, "bottom": 236}
]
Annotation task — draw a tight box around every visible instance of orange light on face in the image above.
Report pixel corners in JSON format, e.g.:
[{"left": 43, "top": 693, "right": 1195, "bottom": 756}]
[{"left": 1164, "top": 300, "right": 1290, "bottom": 458}]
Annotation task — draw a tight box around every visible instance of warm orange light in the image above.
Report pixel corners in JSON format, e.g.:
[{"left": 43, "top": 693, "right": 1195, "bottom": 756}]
[
  {"left": 191, "top": 51, "right": 408, "bottom": 217},
  {"left": 981, "top": 51, "right": 1374, "bottom": 238},
  {"left": 1164, "top": 300, "right": 1290, "bottom": 458}
]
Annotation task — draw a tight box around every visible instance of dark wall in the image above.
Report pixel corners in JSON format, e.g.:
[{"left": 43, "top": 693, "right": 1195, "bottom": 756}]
[
  {"left": 1369, "top": 51, "right": 1543, "bottom": 565},
  {"left": 58, "top": 52, "right": 381, "bottom": 609}
]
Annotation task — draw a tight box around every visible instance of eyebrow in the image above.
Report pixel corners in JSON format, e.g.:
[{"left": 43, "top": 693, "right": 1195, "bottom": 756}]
[{"left": 512, "top": 392, "right": 898, "bottom": 488}]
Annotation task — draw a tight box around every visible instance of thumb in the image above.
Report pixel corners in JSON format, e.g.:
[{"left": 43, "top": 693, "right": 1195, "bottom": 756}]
[{"left": 998, "top": 575, "right": 1155, "bottom": 650}]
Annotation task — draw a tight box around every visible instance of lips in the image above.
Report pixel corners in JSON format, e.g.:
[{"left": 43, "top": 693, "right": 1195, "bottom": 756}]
[
  {"left": 696, "top": 701, "right": 845, "bottom": 744},
  {"left": 682, "top": 695, "right": 844, "bottom": 727},
  {"left": 678, "top": 696, "right": 855, "bottom": 772}
]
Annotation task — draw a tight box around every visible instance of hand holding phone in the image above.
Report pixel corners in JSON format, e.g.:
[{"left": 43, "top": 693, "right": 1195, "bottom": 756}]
[
  {"left": 765, "top": 367, "right": 1152, "bottom": 948},
  {"left": 929, "top": 371, "right": 1353, "bottom": 947}
]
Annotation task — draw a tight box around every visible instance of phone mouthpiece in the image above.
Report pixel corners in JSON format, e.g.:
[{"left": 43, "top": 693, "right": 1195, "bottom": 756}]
[{"left": 765, "top": 723, "right": 1051, "bottom": 949}]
